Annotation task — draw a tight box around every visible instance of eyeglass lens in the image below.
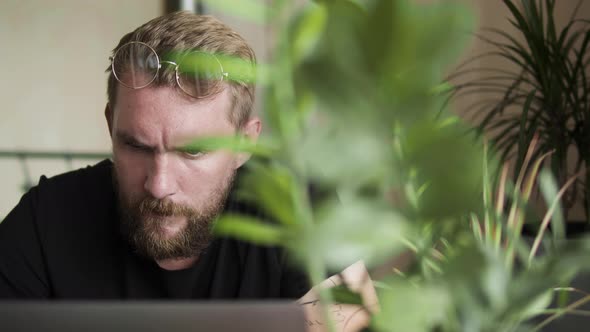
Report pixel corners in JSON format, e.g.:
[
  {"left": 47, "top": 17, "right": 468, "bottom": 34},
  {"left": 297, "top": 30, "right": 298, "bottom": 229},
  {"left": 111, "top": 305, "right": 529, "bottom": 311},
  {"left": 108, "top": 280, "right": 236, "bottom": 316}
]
[
  {"left": 177, "top": 51, "right": 224, "bottom": 98},
  {"left": 112, "top": 42, "right": 159, "bottom": 89}
]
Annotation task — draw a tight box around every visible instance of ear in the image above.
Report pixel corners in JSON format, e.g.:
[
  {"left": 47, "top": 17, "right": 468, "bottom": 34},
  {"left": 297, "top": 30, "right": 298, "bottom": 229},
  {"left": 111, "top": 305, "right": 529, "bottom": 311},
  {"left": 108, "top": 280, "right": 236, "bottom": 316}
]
[
  {"left": 234, "top": 117, "right": 262, "bottom": 169},
  {"left": 105, "top": 103, "right": 114, "bottom": 137}
]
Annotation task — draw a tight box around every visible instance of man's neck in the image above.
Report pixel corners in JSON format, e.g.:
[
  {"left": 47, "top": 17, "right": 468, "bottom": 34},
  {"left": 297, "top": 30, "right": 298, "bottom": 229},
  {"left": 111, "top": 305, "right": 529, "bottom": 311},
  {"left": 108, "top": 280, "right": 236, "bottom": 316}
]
[{"left": 156, "top": 256, "right": 199, "bottom": 271}]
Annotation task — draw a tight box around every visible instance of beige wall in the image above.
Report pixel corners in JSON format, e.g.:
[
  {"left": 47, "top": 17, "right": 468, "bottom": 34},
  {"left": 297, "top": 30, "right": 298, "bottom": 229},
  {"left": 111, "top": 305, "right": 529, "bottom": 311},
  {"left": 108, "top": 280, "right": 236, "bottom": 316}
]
[{"left": 0, "top": 0, "right": 162, "bottom": 217}]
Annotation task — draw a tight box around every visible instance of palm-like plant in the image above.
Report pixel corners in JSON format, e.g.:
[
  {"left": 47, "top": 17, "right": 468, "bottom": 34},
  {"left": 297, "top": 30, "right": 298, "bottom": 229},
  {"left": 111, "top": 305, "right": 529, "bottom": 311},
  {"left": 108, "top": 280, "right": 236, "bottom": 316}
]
[{"left": 448, "top": 0, "right": 590, "bottom": 220}]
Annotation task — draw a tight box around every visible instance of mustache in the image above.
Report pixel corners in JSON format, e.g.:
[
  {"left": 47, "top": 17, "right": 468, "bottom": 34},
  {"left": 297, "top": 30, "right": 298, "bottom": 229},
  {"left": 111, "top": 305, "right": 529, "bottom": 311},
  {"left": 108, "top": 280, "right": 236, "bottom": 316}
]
[{"left": 138, "top": 197, "right": 197, "bottom": 217}]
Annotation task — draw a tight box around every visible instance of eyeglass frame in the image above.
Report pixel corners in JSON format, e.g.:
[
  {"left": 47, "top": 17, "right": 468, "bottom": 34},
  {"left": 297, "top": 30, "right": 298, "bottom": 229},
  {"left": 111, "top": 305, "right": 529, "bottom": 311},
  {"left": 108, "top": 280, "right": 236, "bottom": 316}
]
[{"left": 109, "top": 41, "right": 229, "bottom": 98}]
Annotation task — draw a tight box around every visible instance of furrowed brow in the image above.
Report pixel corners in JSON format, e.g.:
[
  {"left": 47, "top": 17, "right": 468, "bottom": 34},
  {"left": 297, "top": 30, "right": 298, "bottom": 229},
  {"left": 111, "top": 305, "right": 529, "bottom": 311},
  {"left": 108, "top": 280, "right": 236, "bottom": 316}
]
[{"left": 115, "top": 131, "right": 153, "bottom": 149}]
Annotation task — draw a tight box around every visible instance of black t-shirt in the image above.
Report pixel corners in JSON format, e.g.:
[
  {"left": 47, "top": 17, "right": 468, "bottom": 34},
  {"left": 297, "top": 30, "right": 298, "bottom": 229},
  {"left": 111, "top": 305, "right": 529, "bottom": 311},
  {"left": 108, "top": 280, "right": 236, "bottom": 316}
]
[{"left": 0, "top": 160, "right": 310, "bottom": 299}]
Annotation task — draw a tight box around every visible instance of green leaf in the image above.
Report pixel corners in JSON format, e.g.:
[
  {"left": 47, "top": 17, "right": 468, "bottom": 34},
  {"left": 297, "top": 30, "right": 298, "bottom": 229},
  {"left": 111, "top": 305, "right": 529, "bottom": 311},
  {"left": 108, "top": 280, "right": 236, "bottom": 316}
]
[
  {"left": 306, "top": 198, "right": 408, "bottom": 270},
  {"left": 299, "top": 122, "right": 391, "bottom": 189},
  {"left": 215, "top": 53, "right": 258, "bottom": 84},
  {"left": 201, "top": 0, "right": 268, "bottom": 24},
  {"left": 213, "top": 214, "right": 284, "bottom": 245},
  {"left": 538, "top": 170, "right": 566, "bottom": 241},
  {"left": 236, "top": 161, "right": 299, "bottom": 228},
  {"left": 401, "top": 119, "right": 485, "bottom": 219},
  {"left": 362, "top": 0, "right": 474, "bottom": 96},
  {"left": 444, "top": 245, "right": 511, "bottom": 311},
  {"left": 519, "top": 290, "right": 554, "bottom": 319},
  {"left": 330, "top": 285, "right": 364, "bottom": 305},
  {"left": 295, "top": 0, "right": 370, "bottom": 120},
  {"left": 430, "top": 81, "right": 454, "bottom": 96},
  {"left": 289, "top": 3, "right": 327, "bottom": 64},
  {"left": 183, "top": 135, "right": 276, "bottom": 157},
  {"left": 373, "top": 280, "right": 450, "bottom": 332},
  {"left": 515, "top": 90, "right": 537, "bottom": 174}
]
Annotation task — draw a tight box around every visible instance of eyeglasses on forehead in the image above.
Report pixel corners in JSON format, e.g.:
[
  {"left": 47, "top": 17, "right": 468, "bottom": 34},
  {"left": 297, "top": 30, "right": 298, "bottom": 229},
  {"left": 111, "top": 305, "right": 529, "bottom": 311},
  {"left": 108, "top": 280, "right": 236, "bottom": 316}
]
[{"left": 110, "top": 41, "right": 229, "bottom": 99}]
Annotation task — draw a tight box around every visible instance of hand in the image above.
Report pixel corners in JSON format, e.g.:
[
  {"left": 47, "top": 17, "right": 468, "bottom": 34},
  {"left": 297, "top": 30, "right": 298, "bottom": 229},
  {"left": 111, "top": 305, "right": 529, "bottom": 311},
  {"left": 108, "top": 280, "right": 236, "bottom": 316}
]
[{"left": 298, "top": 261, "right": 379, "bottom": 332}]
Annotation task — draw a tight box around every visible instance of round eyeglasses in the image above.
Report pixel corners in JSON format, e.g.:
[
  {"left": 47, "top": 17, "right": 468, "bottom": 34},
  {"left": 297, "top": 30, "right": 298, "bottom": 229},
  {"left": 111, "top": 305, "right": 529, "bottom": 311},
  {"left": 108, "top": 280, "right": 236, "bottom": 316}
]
[{"left": 109, "top": 41, "right": 229, "bottom": 99}]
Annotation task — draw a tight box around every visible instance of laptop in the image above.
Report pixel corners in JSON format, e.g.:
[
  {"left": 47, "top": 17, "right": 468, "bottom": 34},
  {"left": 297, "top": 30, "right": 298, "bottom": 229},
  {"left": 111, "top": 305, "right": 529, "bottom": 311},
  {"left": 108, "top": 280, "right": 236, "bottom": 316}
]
[{"left": 0, "top": 301, "right": 306, "bottom": 332}]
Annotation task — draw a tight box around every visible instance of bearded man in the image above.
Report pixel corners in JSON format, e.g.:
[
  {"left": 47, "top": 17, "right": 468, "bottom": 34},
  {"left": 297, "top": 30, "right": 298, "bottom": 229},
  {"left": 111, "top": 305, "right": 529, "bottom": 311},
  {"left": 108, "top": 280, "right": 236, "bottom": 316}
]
[{"left": 0, "top": 11, "right": 309, "bottom": 299}]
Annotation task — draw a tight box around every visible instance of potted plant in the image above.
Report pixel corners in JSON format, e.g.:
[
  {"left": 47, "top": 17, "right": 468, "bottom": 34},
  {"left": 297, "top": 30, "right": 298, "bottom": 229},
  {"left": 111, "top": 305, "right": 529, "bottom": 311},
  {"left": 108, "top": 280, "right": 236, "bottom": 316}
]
[{"left": 448, "top": 0, "right": 590, "bottom": 222}]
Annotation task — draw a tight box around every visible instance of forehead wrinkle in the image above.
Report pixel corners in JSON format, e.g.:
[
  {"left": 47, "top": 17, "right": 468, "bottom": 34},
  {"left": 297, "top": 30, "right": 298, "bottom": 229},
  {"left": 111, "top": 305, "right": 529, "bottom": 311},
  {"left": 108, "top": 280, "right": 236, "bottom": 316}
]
[
  {"left": 159, "top": 101, "right": 202, "bottom": 150},
  {"left": 168, "top": 91, "right": 234, "bottom": 144},
  {"left": 115, "top": 85, "right": 236, "bottom": 151}
]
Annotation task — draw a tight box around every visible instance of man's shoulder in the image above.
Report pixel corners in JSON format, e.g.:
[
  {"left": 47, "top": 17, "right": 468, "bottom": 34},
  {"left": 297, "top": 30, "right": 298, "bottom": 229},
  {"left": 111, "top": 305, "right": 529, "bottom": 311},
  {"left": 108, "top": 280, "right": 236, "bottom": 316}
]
[
  {"left": 35, "top": 159, "right": 113, "bottom": 195},
  {"left": 21, "top": 159, "right": 117, "bottom": 237},
  {"left": 0, "top": 159, "right": 121, "bottom": 298}
]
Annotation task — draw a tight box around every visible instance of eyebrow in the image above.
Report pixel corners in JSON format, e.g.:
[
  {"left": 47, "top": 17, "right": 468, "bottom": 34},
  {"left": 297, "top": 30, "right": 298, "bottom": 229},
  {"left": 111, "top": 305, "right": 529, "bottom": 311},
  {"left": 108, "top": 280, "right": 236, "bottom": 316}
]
[
  {"left": 114, "top": 131, "right": 198, "bottom": 153},
  {"left": 115, "top": 131, "right": 153, "bottom": 149}
]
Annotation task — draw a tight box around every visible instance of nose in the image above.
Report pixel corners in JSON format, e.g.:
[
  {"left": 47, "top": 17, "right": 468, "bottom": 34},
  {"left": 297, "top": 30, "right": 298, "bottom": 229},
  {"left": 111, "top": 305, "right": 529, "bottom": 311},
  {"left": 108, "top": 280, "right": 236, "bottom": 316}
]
[{"left": 144, "top": 153, "right": 177, "bottom": 199}]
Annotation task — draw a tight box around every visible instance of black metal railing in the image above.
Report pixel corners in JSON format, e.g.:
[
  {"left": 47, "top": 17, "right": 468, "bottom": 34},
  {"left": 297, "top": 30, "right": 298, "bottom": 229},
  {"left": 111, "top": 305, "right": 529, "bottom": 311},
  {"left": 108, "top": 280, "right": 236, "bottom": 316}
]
[{"left": 0, "top": 150, "right": 111, "bottom": 192}]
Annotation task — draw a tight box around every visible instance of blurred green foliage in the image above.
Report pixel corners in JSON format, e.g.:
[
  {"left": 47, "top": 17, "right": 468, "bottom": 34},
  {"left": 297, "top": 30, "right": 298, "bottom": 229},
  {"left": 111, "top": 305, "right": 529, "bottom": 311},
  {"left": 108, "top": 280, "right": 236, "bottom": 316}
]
[{"left": 189, "top": 0, "right": 590, "bottom": 330}]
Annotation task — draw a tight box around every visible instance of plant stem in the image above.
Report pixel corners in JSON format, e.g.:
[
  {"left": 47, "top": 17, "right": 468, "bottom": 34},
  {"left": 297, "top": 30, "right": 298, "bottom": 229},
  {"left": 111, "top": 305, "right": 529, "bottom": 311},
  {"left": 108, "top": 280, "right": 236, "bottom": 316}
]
[
  {"left": 533, "top": 294, "right": 590, "bottom": 331},
  {"left": 585, "top": 158, "right": 590, "bottom": 223},
  {"left": 307, "top": 257, "right": 337, "bottom": 332}
]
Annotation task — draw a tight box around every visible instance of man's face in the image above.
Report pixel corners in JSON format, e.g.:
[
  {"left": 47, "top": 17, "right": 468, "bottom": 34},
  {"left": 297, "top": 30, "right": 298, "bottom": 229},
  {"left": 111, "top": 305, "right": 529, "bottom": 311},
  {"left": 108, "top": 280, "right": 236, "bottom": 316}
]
[{"left": 108, "top": 85, "right": 243, "bottom": 261}]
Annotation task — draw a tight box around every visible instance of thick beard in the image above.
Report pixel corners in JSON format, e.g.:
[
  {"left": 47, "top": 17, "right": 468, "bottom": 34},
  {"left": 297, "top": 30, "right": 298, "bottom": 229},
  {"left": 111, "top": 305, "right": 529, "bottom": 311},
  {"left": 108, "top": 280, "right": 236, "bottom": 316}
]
[{"left": 113, "top": 166, "right": 235, "bottom": 261}]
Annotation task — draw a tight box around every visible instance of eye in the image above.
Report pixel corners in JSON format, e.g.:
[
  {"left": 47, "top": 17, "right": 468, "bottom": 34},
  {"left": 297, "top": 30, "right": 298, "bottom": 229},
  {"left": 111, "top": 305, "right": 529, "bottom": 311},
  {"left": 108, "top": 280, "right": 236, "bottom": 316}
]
[
  {"left": 125, "top": 141, "right": 150, "bottom": 152},
  {"left": 179, "top": 148, "right": 206, "bottom": 159}
]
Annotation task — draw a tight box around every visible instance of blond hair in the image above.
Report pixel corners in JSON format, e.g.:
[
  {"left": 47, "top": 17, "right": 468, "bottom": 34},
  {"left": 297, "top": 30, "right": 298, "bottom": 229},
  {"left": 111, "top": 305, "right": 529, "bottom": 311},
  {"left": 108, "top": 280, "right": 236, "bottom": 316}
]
[{"left": 107, "top": 11, "right": 256, "bottom": 128}]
